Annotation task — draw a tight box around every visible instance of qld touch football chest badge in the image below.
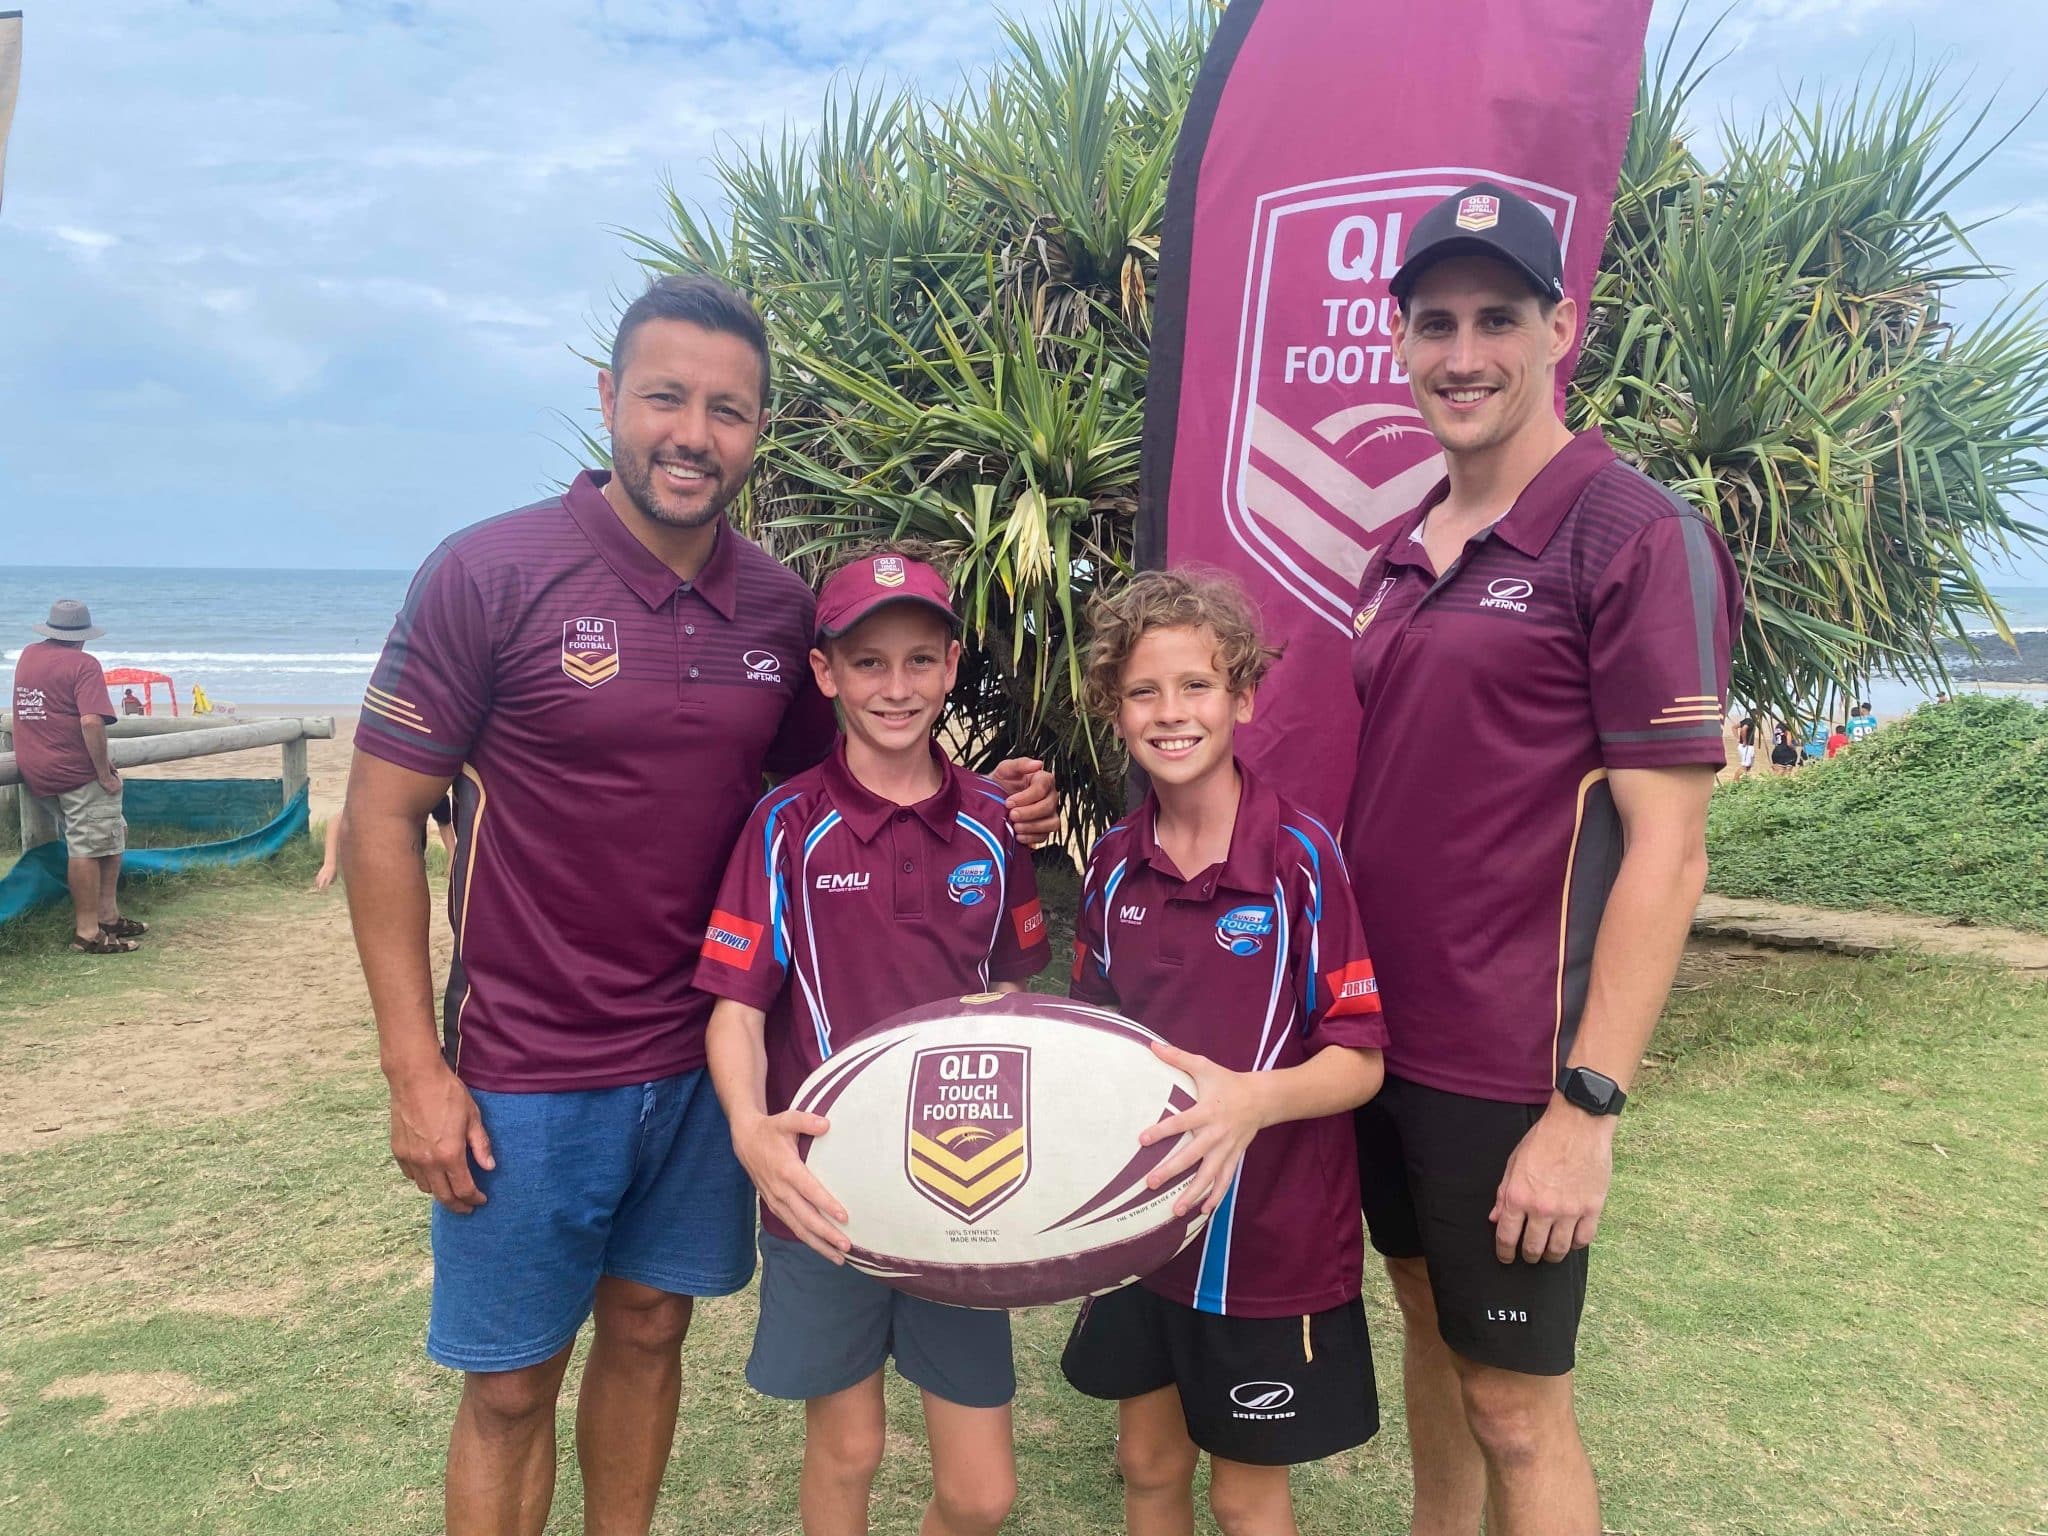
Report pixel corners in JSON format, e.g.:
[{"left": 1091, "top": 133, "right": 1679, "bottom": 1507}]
[
  {"left": 562, "top": 617, "right": 620, "bottom": 688},
  {"left": 906, "top": 1046, "right": 1030, "bottom": 1223}
]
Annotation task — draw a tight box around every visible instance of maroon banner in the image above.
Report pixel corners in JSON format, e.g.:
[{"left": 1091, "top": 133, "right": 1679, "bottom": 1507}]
[{"left": 1140, "top": 0, "right": 1650, "bottom": 825}]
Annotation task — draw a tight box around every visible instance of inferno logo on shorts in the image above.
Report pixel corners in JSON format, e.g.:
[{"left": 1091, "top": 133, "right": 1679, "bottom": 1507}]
[
  {"left": 1225, "top": 170, "right": 1576, "bottom": 632},
  {"left": 947, "top": 858, "right": 995, "bottom": 905},
  {"left": 1216, "top": 904, "right": 1276, "bottom": 957},
  {"left": 906, "top": 1046, "right": 1030, "bottom": 1223},
  {"left": 562, "top": 617, "right": 620, "bottom": 689}
]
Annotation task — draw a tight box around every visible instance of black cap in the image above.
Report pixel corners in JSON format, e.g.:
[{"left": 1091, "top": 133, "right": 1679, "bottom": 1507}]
[{"left": 1388, "top": 182, "right": 1565, "bottom": 305}]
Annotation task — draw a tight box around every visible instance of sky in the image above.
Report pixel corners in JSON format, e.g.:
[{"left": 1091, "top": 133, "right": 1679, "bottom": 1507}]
[{"left": 3, "top": 0, "right": 2045, "bottom": 578}]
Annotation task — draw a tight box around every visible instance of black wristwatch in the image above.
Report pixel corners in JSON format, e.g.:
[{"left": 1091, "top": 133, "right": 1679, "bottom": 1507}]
[{"left": 1556, "top": 1065, "right": 1627, "bottom": 1117}]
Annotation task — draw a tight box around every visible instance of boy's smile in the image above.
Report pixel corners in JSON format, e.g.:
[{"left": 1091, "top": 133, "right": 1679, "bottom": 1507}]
[{"left": 1116, "top": 624, "right": 1254, "bottom": 791}]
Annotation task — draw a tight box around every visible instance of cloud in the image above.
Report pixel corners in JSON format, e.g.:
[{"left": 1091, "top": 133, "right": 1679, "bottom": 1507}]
[{"left": 47, "top": 224, "right": 117, "bottom": 257}]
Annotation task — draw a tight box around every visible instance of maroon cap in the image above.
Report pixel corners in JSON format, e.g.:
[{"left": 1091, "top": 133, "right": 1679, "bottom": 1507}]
[{"left": 816, "top": 554, "right": 959, "bottom": 640}]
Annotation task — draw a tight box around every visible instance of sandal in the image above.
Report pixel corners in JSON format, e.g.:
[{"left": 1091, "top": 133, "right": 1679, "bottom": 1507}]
[
  {"left": 100, "top": 916, "right": 149, "bottom": 939},
  {"left": 70, "top": 932, "right": 140, "bottom": 954}
]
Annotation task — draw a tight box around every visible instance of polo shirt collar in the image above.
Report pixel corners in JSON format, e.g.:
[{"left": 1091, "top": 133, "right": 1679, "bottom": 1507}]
[
  {"left": 1131, "top": 761, "right": 1281, "bottom": 899},
  {"left": 1488, "top": 429, "right": 1616, "bottom": 557},
  {"left": 822, "top": 737, "right": 964, "bottom": 844},
  {"left": 564, "top": 469, "right": 740, "bottom": 619}
]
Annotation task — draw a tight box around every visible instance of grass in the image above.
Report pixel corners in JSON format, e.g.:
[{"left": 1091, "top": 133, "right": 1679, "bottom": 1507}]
[
  {"left": 1, "top": 872, "right": 2044, "bottom": 1531},
  {"left": 1709, "top": 697, "right": 2048, "bottom": 932}
]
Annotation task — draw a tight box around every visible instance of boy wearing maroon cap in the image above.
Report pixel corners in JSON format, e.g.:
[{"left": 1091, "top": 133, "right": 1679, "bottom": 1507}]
[
  {"left": 1061, "top": 569, "right": 1387, "bottom": 1536},
  {"left": 698, "top": 544, "right": 1051, "bottom": 1536}
]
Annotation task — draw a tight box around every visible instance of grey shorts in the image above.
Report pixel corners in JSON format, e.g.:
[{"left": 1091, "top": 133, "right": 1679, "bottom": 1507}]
[
  {"left": 56, "top": 780, "right": 126, "bottom": 858},
  {"left": 746, "top": 1231, "right": 1014, "bottom": 1408}
]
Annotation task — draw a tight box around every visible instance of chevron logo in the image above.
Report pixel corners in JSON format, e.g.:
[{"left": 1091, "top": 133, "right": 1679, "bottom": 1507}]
[
  {"left": 562, "top": 617, "right": 621, "bottom": 689},
  {"left": 905, "top": 1046, "right": 1030, "bottom": 1223}
]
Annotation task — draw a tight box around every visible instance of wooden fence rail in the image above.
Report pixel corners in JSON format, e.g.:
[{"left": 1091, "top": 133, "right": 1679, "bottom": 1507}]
[{"left": 0, "top": 715, "right": 334, "bottom": 850}]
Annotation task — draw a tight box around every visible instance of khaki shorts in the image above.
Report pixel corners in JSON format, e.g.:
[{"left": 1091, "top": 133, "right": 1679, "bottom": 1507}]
[{"left": 55, "top": 779, "right": 127, "bottom": 858}]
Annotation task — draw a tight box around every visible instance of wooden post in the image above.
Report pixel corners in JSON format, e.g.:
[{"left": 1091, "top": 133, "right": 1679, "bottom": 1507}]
[
  {"left": 280, "top": 736, "right": 309, "bottom": 810},
  {"left": 0, "top": 715, "right": 16, "bottom": 846}
]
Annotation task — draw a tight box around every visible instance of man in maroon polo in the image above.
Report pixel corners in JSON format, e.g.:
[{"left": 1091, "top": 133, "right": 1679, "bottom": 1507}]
[
  {"left": 1343, "top": 185, "right": 1741, "bottom": 1535},
  {"left": 343, "top": 275, "right": 1056, "bottom": 1536}
]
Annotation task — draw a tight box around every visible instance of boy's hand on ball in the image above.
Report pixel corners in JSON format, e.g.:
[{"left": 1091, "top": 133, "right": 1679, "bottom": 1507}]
[
  {"left": 733, "top": 1108, "right": 852, "bottom": 1263},
  {"left": 1139, "top": 1039, "right": 1270, "bottom": 1218}
]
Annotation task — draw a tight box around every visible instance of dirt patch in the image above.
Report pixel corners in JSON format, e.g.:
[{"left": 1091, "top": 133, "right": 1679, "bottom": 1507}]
[
  {"left": 0, "top": 875, "right": 448, "bottom": 1155},
  {"left": 39, "top": 1370, "right": 235, "bottom": 1429},
  {"left": 1694, "top": 894, "right": 2048, "bottom": 974},
  {"left": 16, "top": 1239, "right": 308, "bottom": 1322}
]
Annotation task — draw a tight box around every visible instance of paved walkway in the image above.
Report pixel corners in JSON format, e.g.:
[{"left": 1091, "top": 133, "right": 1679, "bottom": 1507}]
[{"left": 1693, "top": 893, "right": 2048, "bottom": 974}]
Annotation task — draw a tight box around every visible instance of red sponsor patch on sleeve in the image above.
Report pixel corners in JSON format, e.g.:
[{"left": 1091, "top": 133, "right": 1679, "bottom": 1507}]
[
  {"left": 1323, "top": 958, "right": 1382, "bottom": 1016},
  {"left": 704, "top": 909, "right": 765, "bottom": 971},
  {"left": 1012, "top": 898, "right": 1046, "bottom": 948}
]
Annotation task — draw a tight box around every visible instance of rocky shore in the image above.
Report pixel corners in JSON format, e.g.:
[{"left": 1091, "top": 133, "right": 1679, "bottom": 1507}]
[{"left": 1939, "top": 630, "right": 2048, "bottom": 683}]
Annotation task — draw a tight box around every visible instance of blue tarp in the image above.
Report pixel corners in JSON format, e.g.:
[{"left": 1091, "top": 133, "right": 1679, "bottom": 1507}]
[{"left": 0, "top": 781, "right": 310, "bottom": 927}]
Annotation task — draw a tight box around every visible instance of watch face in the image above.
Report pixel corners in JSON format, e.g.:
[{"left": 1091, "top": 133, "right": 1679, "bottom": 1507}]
[{"left": 1565, "top": 1068, "right": 1620, "bottom": 1113}]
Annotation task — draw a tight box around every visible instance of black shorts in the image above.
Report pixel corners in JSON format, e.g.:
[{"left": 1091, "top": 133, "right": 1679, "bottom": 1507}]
[
  {"left": 1355, "top": 1074, "right": 1588, "bottom": 1376},
  {"left": 1059, "top": 1282, "right": 1377, "bottom": 1466}
]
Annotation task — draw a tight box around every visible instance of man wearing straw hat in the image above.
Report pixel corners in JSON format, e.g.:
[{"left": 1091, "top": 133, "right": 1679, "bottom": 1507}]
[{"left": 10, "top": 599, "right": 147, "bottom": 953}]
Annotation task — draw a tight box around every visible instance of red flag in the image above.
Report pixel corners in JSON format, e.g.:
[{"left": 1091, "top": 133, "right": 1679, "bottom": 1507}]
[{"left": 1141, "top": 0, "right": 1650, "bottom": 824}]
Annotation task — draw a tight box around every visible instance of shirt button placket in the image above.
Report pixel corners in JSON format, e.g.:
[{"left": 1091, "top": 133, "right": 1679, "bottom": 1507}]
[{"left": 894, "top": 816, "right": 922, "bottom": 918}]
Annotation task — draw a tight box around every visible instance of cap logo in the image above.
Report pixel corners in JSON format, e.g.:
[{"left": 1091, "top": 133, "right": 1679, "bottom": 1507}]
[
  {"left": 1456, "top": 195, "right": 1500, "bottom": 232},
  {"left": 873, "top": 557, "right": 906, "bottom": 588}
]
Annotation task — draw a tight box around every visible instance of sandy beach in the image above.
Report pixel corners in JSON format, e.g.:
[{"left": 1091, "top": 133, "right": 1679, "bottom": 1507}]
[{"left": 121, "top": 704, "right": 359, "bottom": 828}]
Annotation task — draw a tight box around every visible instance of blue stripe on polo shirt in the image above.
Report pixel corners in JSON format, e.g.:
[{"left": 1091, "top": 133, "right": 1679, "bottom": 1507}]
[{"left": 1192, "top": 1164, "right": 1244, "bottom": 1315}]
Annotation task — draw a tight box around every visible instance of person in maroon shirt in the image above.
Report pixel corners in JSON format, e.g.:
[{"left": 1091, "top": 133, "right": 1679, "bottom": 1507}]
[
  {"left": 698, "top": 548, "right": 1050, "bottom": 1536},
  {"left": 10, "top": 599, "right": 146, "bottom": 953},
  {"left": 342, "top": 277, "right": 1057, "bottom": 1536},
  {"left": 1343, "top": 185, "right": 1741, "bottom": 1535},
  {"left": 1061, "top": 570, "right": 1387, "bottom": 1534}
]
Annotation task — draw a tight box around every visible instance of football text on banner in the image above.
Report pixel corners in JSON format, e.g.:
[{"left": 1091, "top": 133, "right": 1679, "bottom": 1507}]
[{"left": 1139, "top": 0, "right": 1651, "bottom": 824}]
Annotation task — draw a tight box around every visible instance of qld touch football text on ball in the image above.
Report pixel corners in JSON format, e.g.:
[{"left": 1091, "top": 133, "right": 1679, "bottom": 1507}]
[{"left": 790, "top": 993, "right": 1212, "bottom": 1309}]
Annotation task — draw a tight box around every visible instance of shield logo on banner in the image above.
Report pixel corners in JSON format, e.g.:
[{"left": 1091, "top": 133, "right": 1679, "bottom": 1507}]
[
  {"left": 561, "top": 617, "right": 621, "bottom": 688},
  {"left": 1222, "top": 169, "right": 1576, "bottom": 632},
  {"left": 905, "top": 1046, "right": 1030, "bottom": 1223}
]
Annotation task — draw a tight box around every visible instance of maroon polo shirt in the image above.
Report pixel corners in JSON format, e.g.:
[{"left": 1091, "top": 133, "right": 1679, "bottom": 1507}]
[
  {"left": 356, "top": 470, "right": 836, "bottom": 1092},
  {"left": 10, "top": 641, "right": 115, "bottom": 797},
  {"left": 1070, "top": 764, "right": 1387, "bottom": 1318},
  {"left": 692, "top": 738, "right": 1051, "bottom": 1241},
  {"left": 1343, "top": 430, "right": 1741, "bottom": 1105}
]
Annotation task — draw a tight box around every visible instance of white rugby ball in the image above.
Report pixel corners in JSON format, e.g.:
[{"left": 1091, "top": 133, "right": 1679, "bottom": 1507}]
[{"left": 791, "top": 992, "right": 1210, "bottom": 1309}]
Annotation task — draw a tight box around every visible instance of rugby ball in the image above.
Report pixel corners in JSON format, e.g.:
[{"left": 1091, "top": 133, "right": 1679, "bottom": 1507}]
[{"left": 791, "top": 992, "right": 1210, "bottom": 1309}]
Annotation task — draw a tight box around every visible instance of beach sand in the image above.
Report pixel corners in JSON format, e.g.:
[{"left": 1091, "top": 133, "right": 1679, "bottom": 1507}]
[{"left": 122, "top": 704, "right": 358, "bottom": 827}]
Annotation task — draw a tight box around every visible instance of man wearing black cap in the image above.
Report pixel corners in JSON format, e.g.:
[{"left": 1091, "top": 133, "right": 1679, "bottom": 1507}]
[
  {"left": 1339, "top": 184, "right": 1743, "bottom": 1533},
  {"left": 11, "top": 599, "right": 146, "bottom": 953}
]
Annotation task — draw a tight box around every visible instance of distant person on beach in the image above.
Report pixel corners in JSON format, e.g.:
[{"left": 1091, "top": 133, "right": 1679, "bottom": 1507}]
[
  {"left": 1736, "top": 716, "right": 1757, "bottom": 775},
  {"left": 1848, "top": 701, "right": 1877, "bottom": 741},
  {"left": 313, "top": 789, "right": 454, "bottom": 891},
  {"left": 342, "top": 274, "right": 1057, "bottom": 1536},
  {"left": 119, "top": 688, "right": 144, "bottom": 717},
  {"left": 1770, "top": 727, "right": 1800, "bottom": 774},
  {"left": 1341, "top": 184, "right": 1740, "bottom": 1535},
  {"left": 1826, "top": 723, "right": 1850, "bottom": 758},
  {"left": 1935, "top": 691, "right": 1951, "bottom": 705},
  {"left": 9, "top": 600, "right": 147, "bottom": 954}
]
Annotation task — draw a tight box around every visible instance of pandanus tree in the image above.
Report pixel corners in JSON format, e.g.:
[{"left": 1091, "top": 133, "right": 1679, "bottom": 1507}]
[{"left": 610, "top": 1, "right": 2048, "bottom": 839}]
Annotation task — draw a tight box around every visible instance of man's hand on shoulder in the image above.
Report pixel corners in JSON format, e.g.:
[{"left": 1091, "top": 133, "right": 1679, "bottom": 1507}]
[
  {"left": 1489, "top": 1100, "right": 1615, "bottom": 1263},
  {"left": 387, "top": 1058, "right": 495, "bottom": 1214},
  {"left": 991, "top": 757, "right": 1058, "bottom": 847}
]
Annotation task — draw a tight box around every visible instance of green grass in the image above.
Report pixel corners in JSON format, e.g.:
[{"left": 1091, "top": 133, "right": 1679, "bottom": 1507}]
[
  {"left": 1709, "top": 696, "right": 2048, "bottom": 931},
  {"left": 2, "top": 879, "right": 2044, "bottom": 1530}
]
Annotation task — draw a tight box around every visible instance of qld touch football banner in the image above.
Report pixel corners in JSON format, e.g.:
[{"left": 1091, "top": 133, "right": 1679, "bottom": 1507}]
[{"left": 1139, "top": 0, "right": 1650, "bottom": 823}]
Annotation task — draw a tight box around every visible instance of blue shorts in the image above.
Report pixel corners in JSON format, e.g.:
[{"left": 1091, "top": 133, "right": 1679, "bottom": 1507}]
[
  {"left": 427, "top": 1068, "right": 754, "bottom": 1374},
  {"left": 746, "top": 1232, "right": 1014, "bottom": 1409}
]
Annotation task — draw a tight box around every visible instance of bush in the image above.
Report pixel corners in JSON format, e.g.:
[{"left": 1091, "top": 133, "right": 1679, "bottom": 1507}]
[{"left": 1706, "top": 696, "right": 2048, "bottom": 930}]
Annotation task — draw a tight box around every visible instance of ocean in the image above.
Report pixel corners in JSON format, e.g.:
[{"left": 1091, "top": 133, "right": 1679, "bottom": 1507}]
[{"left": 5, "top": 567, "right": 2048, "bottom": 710}]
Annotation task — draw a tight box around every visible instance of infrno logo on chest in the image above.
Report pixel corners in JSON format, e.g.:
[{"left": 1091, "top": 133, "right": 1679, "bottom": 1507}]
[{"left": 561, "top": 617, "right": 620, "bottom": 688}]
